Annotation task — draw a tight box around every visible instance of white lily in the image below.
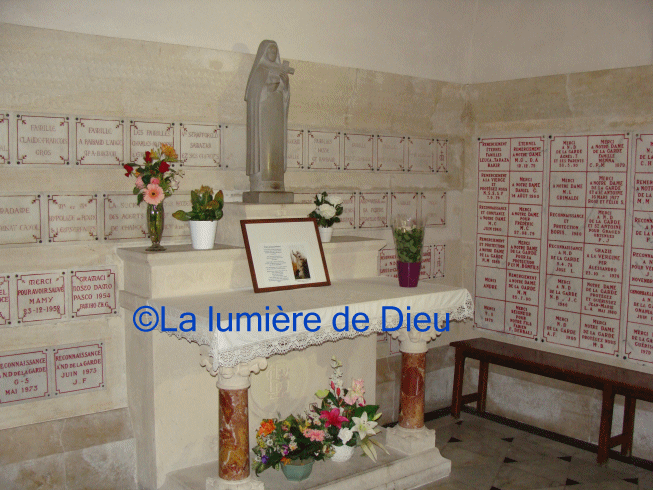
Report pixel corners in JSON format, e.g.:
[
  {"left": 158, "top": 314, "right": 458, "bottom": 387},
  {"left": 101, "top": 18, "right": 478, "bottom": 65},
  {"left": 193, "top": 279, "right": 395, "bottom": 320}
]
[{"left": 351, "top": 412, "right": 378, "bottom": 440}]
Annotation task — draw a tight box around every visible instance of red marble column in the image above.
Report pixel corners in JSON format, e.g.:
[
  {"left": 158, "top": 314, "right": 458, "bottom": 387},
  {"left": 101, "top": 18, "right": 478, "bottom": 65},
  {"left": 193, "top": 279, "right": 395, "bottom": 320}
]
[
  {"left": 219, "top": 388, "right": 250, "bottom": 480},
  {"left": 398, "top": 351, "right": 426, "bottom": 429}
]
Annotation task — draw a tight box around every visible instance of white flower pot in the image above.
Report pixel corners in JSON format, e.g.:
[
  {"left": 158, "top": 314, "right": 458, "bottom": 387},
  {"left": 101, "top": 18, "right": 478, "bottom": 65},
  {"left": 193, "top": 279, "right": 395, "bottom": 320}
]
[
  {"left": 319, "top": 226, "right": 333, "bottom": 243},
  {"left": 331, "top": 444, "right": 354, "bottom": 462},
  {"left": 189, "top": 220, "right": 218, "bottom": 250}
]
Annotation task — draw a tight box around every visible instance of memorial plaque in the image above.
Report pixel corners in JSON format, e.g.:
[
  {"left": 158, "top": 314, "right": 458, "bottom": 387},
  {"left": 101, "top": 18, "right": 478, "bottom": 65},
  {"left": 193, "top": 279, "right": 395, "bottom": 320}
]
[
  {"left": 420, "top": 245, "right": 432, "bottom": 279},
  {"left": 580, "top": 315, "right": 619, "bottom": 354},
  {"left": 549, "top": 172, "right": 586, "bottom": 206},
  {"left": 307, "top": 131, "right": 339, "bottom": 170},
  {"left": 435, "top": 140, "right": 447, "bottom": 172},
  {"left": 477, "top": 235, "right": 507, "bottom": 269},
  {"left": 53, "top": 343, "right": 104, "bottom": 394},
  {"left": 582, "top": 280, "right": 620, "bottom": 319},
  {"left": 76, "top": 118, "right": 124, "bottom": 165},
  {"left": 129, "top": 121, "right": 174, "bottom": 162},
  {"left": 103, "top": 194, "right": 147, "bottom": 240},
  {"left": 71, "top": 268, "right": 116, "bottom": 317},
  {"left": 16, "top": 115, "right": 69, "bottom": 165},
  {"left": 358, "top": 192, "right": 387, "bottom": 228},
  {"left": 376, "top": 135, "right": 405, "bottom": 172},
  {"left": 163, "top": 194, "right": 191, "bottom": 238},
  {"left": 546, "top": 275, "right": 582, "bottom": 313},
  {"left": 379, "top": 247, "right": 397, "bottom": 278},
  {"left": 421, "top": 191, "right": 446, "bottom": 226},
  {"left": 0, "top": 195, "right": 42, "bottom": 245},
  {"left": 287, "top": 129, "right": 303, "bottom": 170},
  {"left": 433, "top": 245, "right": 445, "bottom": 277},
  {"left": 293, "top": 193, "right": 316, "bottom": 205},
  {"left": 546, "top": 242, "right": 584, "bottom": 277},
  {"left": 390, "top": 192, "right": 418, "bottom": 221},
  {"left": 180, "top": 123, "right": 220, "bottom": 167},
  {"left": 511, "top": 137, "right": 544, "bottom": 171},
  {"left": 479, "top": 138, "right": 510, "bottom": 171},
  {"left": 548, "top": 208, "right": 585, "bottom": 242},
  {"left": 48, "top": 195, "right": 98, "bottom": 242},
  {"left": 626, "top": 320, "right": 653, "bottom": 363},
  {"left": 333, "top": 192, "right": 356, "bottom": 229},
  {"left": 544, "top": 309, "right": 580, "bottom": 348},
  {"left": 0, "top": 113, "right": 9, "bottom": 164},
  {"left": 508, "top": 204, "right": 541, "bottom": 239},
  {"left": 506, "top": 302, "right": 538, "bottom": 338},
  {"left": 475, "top": 266, "right": 507, "bottom": 302},
  {"left": 474, "top": 297, "right": 505, "bottom": 332},
  {"left": 0, "top": 276, "right": 10, "bottom": 326},
  {"left": 586, "top": 173, "right": 627, "bottom": 209},
  {"left": 550, "top": 136, "right": 587, "bottom": 171},
  {"left": 479, "top": 171, "right": 510, "bottom": 202},
  {"left": 16, "top": 272, "right": 66, "bottom": 323},
  {"left": 583, "top": 244, "right": 623, "bottom": 282},
  {"left": 506, "top": 270, "right": 539, "bottom": 306},
  {"left": 626, "top": 134, "right": 653, "bottom": 363},
  {"left": 509, "top": 172, "right": 543, "bottom": 204},
  {"left": 506, "top": 237, "right": 540, "bottom": 272},
  {"left": 0, "top": 349, "right": 49, "bottom": 404},
  {"left": 407, "top": 138, "right": 433, "bottom": 173},
  {"left": 478, "top": 203, "right": 509, "bottom": 236},
  {"left": 343, "top": 133, "right": 373, "bottom": 171},
  {"left": 588, "top": 134, "right": 628, "bottom": 171}
]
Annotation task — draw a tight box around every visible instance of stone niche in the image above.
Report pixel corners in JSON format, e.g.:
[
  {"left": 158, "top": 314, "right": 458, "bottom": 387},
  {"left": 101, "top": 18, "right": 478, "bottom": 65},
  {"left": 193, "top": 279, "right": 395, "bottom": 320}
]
[{"left": 118, "top": 204, "right": 385, "bottom": 489}]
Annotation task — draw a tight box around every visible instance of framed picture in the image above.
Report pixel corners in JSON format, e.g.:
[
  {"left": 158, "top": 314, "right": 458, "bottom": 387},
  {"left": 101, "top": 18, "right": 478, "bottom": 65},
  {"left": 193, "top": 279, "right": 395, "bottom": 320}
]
[{"left": 241, "top": 218, "right": 331, "bottom": 293}]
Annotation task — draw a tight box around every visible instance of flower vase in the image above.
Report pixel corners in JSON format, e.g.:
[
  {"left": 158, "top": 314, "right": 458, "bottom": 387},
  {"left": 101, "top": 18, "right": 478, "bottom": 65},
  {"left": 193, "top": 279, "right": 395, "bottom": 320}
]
[
  {"left": 146, "top": 202, "right": 165, "bottom": 251},
  {"left": 189, "top": 220, "right": 218, "bottom": 250},
  {"left": 331, "top": 444, "right": 354, "bottom": 462},
  {"left": 319, "top": 226, "right": 333, "bottom": 243},
  {"left": 397, "top": 261, "right": 421, "bottom": 287},
  {"left": 281, "top": 460, "right": 314, "bottom": 481}
]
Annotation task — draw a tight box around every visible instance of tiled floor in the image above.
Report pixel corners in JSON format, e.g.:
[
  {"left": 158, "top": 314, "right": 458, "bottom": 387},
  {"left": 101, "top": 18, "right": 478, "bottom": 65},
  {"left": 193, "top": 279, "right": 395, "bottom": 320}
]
[{"left": 415, "top": 412, "right": 652, "bottom": 490}]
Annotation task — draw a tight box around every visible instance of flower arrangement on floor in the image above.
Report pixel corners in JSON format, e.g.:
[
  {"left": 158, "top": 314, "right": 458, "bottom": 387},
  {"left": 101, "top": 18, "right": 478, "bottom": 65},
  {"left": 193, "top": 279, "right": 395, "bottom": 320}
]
[
  {"left": 123, "top": 144, "right": 183, "bottom": 206},
  {"left": 308, "top": 192, "right": 344, "bottom": 228},
  {"left": 313, "top": 357, "right": 387, "bottom": 461},
  {"left": 252, "top": 413, "right": 333, "bottom": 476}
]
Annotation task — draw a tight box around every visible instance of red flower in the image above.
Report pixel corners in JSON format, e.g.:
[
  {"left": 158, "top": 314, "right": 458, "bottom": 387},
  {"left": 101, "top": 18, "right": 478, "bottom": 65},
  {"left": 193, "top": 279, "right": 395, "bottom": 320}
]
[
  {"left": 144, "top": 151, "right": 153, "bottom": 163},
  {"left": 320, "top": 408, "right": 348, "bottom": 429},
  {"left": 159, "top": 161, "right": 170, "bottom": 173},
  {"left": 124, "top": 164, "right": 134, "bottom": 177}
]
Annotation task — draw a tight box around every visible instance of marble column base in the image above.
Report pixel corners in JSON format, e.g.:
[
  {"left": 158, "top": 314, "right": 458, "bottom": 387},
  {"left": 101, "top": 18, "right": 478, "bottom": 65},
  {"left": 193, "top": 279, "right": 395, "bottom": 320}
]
[
  {"left": 206, "top": 475, "right": 264, "bottom": 490},
  {"left": 385, "top": 425, "right": 436, "bottom": 455}
]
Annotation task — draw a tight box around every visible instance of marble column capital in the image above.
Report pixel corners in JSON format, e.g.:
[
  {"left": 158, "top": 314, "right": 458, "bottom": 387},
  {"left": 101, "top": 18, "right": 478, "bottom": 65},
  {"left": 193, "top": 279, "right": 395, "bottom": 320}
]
[
  {"left": 199, "top": 346, "right": 268, "bottom": 389},
  {"left": 389, "top": 328, "right": 441, "bottom": 353}
]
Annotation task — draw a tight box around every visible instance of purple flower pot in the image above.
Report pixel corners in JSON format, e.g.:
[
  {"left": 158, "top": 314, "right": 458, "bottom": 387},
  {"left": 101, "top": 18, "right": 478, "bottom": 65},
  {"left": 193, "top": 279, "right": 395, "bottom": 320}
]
[{"left": 397, "top": 261, "right": 421, "bottom": 287}]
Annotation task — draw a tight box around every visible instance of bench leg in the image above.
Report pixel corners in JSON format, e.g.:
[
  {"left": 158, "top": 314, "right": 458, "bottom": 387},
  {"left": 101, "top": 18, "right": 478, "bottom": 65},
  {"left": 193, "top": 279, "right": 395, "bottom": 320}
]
[
  {"left": 451, "top": 349, "right": 465, "bottom": 418},
  {"left": 598, "top": 384, "right": 615, "bottom": 465},
  {"left": 621, "top": 395, "right": 636, "bottom": 457},
  {"left": 477, "top": 360, "right": 489, "bottom": 413}
]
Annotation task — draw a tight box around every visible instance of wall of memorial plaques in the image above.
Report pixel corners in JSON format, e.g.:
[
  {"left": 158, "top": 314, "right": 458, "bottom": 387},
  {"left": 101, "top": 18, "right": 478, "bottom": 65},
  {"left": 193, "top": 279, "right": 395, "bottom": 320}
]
[
  {"left": 0, "top": 266, "right": 116, "bottom": 326},
  {"left": 0, "top": 342, "right": 105, "bottom": 405},
  {"left": 474, "top": 132, "right": 653, "bottom": 365}
]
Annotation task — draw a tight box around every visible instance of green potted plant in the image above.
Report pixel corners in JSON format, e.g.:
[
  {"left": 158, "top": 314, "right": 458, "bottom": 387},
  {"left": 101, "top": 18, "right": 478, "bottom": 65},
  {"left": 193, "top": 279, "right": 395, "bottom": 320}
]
[
  {"left": 392, "top": 215, "right": 425, "bottom": 287},
  {"left": 172, "top": 186, "right": 224, "bottom": 249},
  {"left": 308, "top": 192, "right": 343, "bottom": 243}
]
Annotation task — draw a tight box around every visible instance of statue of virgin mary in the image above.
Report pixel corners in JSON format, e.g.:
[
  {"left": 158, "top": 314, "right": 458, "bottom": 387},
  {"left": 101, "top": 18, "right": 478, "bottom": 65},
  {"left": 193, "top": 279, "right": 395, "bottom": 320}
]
[{"left": 243, "top": 40, "right": 295, "bottom": 204}]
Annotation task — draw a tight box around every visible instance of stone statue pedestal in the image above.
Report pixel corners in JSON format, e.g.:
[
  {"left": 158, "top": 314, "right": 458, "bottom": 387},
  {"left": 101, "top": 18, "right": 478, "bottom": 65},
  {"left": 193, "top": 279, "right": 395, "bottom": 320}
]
[
  {"left": 242, "top": 191, "right": 294, "bottom": 205},
  {"left": 215, "top": 202, "right": 313, "bottom": 247}
]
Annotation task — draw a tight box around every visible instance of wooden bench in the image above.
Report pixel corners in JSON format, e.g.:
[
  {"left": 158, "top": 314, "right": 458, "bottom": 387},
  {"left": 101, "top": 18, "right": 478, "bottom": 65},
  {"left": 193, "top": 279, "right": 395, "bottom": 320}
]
[{"left": 450, "top": 338, "right": 653, "bottom": 464}]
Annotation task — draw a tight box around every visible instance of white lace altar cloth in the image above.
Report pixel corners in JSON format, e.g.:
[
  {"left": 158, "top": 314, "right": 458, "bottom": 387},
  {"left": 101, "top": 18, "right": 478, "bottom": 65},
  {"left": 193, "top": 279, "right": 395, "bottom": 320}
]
[{"left": 148, "top": 277, "right": 473, "bottom": 370}]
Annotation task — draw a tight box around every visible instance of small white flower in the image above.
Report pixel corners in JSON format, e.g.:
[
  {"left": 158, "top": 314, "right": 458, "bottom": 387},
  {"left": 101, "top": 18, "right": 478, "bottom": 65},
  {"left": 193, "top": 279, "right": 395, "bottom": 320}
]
[
  {"left": 338, "top": 427, "right": 353, "bottom": 444},
  {"left": 351, "top": 412, "right": 378, "bottom": 440},
  {"left": 325, "top": 195, "right": 343, "bottom": 206},
  {"left": 317, "top": 203, "right": 336, "bottom": 219}
]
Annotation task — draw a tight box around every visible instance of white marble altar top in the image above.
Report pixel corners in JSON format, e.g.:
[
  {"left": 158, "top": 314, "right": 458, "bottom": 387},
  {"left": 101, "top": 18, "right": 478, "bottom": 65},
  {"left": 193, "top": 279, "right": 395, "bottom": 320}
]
[{"left": 148, "top": 277, "right": 473, "bottom": 368}]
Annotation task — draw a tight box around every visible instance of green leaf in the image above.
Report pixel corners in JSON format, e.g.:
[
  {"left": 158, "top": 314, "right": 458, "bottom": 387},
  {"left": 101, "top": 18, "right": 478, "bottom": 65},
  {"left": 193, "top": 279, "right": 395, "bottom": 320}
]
[
  {"left": 172, "top": 210, "right": 191, "bottom": 221},
  {"left": 315, "top": 389, "right": 329, "bottom": 399}
]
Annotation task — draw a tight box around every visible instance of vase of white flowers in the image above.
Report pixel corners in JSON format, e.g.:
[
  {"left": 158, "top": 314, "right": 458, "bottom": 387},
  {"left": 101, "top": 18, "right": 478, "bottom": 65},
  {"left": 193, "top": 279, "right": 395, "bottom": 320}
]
[{"left": 308, "top": 192, "right": 343, "bottom": 243}]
